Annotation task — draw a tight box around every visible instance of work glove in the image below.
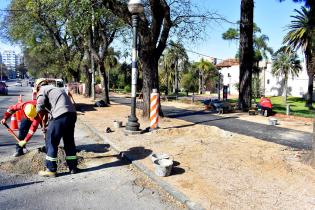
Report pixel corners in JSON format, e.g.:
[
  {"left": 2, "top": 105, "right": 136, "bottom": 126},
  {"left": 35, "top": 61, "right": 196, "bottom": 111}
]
[
  {"left": 0, "top": 118, "right": 6, "bottom": 125},
  {"left": 18, "top": 140, "right": 27, "bottom": 148}
]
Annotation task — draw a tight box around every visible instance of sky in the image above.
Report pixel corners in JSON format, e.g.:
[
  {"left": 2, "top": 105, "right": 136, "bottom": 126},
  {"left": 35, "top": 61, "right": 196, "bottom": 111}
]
[
  {"left": 0, "top": 0, "right": 304, "bottom": 60},
  {"left": 188, "top": 0, "right": 304, "bottom": 62}
]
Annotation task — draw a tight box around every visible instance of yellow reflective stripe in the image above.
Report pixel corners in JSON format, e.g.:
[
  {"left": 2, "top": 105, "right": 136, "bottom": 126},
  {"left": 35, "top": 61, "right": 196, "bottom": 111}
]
[
  {"left": 65, "top": 156, "right": 77, "bottom": 160},
  {"left": 28, "top": 130, "right": 34, "bottom": 135},
  {"left": 46, "top": 155, "right": 57, "bottom": 161}
]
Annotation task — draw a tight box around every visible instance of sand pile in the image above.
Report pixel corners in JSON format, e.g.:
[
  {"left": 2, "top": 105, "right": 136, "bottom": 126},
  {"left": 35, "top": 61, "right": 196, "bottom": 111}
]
[{"left": 0, "top": 147, "right": 85, "bottom": 175}]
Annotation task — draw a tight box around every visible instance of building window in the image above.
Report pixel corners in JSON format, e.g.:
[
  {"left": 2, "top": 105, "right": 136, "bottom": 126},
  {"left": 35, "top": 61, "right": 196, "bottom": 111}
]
[{"left": 267, "top": 79, "right": 270, "bottom": 84}]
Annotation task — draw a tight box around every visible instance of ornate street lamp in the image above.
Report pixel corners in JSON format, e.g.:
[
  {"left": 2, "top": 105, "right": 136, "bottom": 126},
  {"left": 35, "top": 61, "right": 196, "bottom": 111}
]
[{"left": 125, "top": 0, "right": 144, "bottom": 133}]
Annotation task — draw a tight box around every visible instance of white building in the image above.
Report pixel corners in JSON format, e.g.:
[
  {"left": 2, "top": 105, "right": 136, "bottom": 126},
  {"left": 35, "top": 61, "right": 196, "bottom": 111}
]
[
  {"left": 2, "top": 50, "right": 18, "bottom": 79},
  {"left": 217, "top": 59, "right": 313, "bottom": 99}
]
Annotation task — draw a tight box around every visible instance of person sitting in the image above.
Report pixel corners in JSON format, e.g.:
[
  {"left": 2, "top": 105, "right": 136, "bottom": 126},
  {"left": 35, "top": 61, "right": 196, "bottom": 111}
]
[{"left": 257, "top": 96, "right": 272, "bottom": 117}]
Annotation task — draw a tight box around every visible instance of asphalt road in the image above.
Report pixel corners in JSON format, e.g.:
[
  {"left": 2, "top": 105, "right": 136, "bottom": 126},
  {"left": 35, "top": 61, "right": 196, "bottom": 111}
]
[
  {"left": 112, "top": 96, "right": 312, "bottom": 150},
  {"left": 0, "top": 80, "right": 43, "bottom": 159},
  {"left": 0, "top": 83, "right": 182, "bottom": 210}
]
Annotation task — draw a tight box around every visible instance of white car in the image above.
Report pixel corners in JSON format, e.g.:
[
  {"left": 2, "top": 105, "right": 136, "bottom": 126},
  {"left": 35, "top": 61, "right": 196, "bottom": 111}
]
[{"left": 14, "top": 82, "right": 22, "bottom": 86}]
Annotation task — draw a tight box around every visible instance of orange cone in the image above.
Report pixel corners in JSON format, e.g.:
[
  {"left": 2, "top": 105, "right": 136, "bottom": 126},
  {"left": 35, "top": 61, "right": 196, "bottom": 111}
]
[
  {"left": 16, "top": 109, "right": 21, "bottom": 122},
  {"left": 10, "top": 113, "right": 19, "bottom": 130}
]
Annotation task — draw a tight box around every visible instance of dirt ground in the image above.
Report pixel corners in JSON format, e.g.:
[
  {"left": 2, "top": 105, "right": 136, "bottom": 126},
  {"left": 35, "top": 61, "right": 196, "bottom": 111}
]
[
  {"left": 5, "top": 93, "right": 314, "bottom": 209},
  {"left": 73, "top": 94, "right": 315, "bottom": 209}
]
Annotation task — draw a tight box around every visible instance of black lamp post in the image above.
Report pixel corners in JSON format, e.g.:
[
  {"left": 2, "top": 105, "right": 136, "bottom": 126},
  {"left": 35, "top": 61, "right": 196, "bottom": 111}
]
[{"left": 125, "top": 0, "right": 144, "bottom": 133}]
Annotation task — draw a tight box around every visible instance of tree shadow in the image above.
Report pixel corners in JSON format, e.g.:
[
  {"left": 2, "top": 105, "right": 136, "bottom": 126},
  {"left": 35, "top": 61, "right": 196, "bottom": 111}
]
[
  {"left": 163, "top": 116, "right": 239, "bottom": 130},
  {"left": 75, "top": 103, "right": 97, "bottom": 113},
  {"left": 73, "top": 146, "right": 152, "bottom": 174},
  {"left": 0, "top": 181, "right": 43, "bottom": 192},
  {"left": 0, "top": 143, "right": 17, "bottom": 147},
  {"left": 76, "top": 144, "right": 110, "bottom": 153}
]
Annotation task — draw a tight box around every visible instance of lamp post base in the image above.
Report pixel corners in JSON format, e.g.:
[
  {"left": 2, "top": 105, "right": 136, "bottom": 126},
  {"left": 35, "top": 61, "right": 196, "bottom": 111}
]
[{"left": 125, "top": 115, "right": 141, "bottom": 134}]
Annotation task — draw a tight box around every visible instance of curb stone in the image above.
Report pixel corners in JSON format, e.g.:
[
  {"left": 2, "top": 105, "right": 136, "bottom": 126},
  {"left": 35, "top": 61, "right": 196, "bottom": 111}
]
[{"left": 77, "top": 119, "right": 205, "bottom": 210}]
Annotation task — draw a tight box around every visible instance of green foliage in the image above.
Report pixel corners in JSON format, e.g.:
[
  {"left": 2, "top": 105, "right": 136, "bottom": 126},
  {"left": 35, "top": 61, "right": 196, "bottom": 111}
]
[
  {"left": 269, "top": 96, "right": 315, "bottom": 118},
  {"left": 251, "top": 77, "right": 261, "bottom": 99},
  {"left": 95, "top": 76, "right": 102, "bottom": 84},
  {"left": 159, "top": 41, "right": 189, "bottom": 94},
  {"left": 222, "top": 23, "right": 273, "bottom": 62},
  {"left": 124, "top": 84, "right": 131, "bottom": 93},
  {"left": 181, "top": 72, "right": 198, "bottom": 93},
  {"left": 272, "top": 47, "right": 302, "bottom": 103}
]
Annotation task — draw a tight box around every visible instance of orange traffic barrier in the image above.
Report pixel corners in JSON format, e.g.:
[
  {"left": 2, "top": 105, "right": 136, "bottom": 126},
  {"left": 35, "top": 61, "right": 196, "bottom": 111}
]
[
  {"left": 10, "top": 113, "right": 19, "bottom": 131},
  {"left": 150, "top": 89, "right": 159, "bottom": 129}
]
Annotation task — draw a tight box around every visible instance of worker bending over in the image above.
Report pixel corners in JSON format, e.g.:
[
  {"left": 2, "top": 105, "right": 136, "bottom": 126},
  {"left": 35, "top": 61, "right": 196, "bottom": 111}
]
[
  {"left": 35, "top": 78, "right": 79, "bottom": 177},
  {"left": 1, "top": 100, "right": 42, "bottom": 157}
]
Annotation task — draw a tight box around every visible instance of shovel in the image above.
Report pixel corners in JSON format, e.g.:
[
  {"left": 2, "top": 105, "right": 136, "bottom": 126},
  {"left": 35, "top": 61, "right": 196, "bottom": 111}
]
[
  {"left": 3, "top": 122, "right": 20, "bottom": 143},
  {"left": 3, "top": 122, "right": 29, "bottom": 152}
]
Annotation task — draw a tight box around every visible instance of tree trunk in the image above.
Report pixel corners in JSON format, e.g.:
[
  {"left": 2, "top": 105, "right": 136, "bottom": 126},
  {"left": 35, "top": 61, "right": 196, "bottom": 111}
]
[
  {"left": 238, "top": 0, "right": 254, "bottom": 111},
  {"left": 201, "top": 71, "right": 205, "bottom": 94},
  {"left": 284, "top": 79, "right": 288, "bottom": 104},
  {"left": 166, "top": 72, "right": 169, "bottom": 95},
  {"left": 83, "top": 65, "right": 92, "bottom": 97},
  {"left": 98, "top": 61, "right": 110, "bottom": 105},
  {"left": 199, "top": 70, "right": 202, "bottom": 94},
  {"left": 141, "top": 50, "right": 159, "bottom": 117},
  {"left": 305, "top": 56, "right": 315, "bottom": 108}
]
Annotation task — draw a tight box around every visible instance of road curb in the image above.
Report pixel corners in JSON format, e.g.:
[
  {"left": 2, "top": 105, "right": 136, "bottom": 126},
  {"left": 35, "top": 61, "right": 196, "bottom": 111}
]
[{"left": 77, "top": 119, "right": 205, "bottom": 210}]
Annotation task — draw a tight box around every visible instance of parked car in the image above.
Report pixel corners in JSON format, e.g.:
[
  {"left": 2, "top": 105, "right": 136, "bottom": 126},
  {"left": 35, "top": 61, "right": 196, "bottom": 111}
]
[
  {"left": 28, "top": 80, "right": 35, "bottom": 87},
  {"left": 0, "top": 82, "right": 8, "bottom": 95},
  {"left": 14, "top": 81, "right": 22, "bottom": 86}
]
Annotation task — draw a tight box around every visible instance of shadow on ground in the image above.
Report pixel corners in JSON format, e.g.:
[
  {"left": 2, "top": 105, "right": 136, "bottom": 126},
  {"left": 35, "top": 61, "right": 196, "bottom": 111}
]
[
  {"left": 76, "top": 144, "right": 110, "bottom": 153},
  {"left": 0, "top": 181, "right": 43, "bottom": 192}
]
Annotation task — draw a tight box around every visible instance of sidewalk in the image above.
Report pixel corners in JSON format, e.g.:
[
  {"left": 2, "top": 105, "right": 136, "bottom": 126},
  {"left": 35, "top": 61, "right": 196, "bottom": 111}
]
[{"left": 74, "top": 93, "right": 315, "bottom": 210}]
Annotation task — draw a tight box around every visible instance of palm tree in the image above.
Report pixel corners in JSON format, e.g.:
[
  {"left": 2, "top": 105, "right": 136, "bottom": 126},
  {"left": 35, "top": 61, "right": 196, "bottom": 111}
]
[
  {"left": 195, "top": 58, "right": 216, "bottom": 94},
  {"left": 283, "top": 6, "right": 314, "bottom": 108},
  {"left": 272, "top": 47, "right": 302, "bottom": 103},
  {"left": 161, "top": 41, "right": 188, "bottom": 97}
]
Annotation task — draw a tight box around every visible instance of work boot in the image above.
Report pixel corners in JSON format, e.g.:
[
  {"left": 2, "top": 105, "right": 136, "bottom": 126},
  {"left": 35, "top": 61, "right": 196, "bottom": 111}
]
[
  {"left": 38, "top": 169, "right": 57, "bottom": 177},
  {"left": 13, "top": 151, "right": 24, "bottom": 157}
]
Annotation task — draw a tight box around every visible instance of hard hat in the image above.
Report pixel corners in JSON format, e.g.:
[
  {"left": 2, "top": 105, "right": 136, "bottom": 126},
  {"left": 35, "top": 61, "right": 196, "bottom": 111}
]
[
  {"left": 35, "top": 78, "right": 48, "bottom": 92},
  {"left": 24, "top": 104, "right": 37, "bottom": 119},
  {"left": 35, "top": 78, "right": 48, "bottom": 87}
]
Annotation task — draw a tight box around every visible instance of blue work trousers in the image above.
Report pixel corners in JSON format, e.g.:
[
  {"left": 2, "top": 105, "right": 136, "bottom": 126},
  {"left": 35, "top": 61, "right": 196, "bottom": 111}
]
[
  {"left": 16, "top": 118, "right": 32, "bottom": 153},
  {"left": 45, "top": 112, "right": 77, "bottom": 172}
]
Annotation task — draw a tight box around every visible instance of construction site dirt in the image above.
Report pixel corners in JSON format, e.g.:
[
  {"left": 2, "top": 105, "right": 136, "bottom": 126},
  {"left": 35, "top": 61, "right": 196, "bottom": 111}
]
[
  {"left": 1, "top": 92, "right": 314, "bottom": 209},
  {"left": 72, "top": 93, "right": 315, "bottom": 209}
]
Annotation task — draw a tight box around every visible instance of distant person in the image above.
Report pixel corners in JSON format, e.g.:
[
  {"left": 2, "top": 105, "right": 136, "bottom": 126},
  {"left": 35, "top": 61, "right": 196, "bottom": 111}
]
[
  {"left": 258, "top": 96, "right": 272, "bottom": 117},
  {"left": 35, "top": 78, "right": 78, "bottom": 177},
  {"left": 0, "top": 100, "right": 43, "bottom": 157}
]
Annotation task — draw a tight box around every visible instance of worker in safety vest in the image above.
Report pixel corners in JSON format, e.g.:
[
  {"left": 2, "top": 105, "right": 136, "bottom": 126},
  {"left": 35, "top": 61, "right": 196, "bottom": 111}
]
[
  {"left": 1, "top": 100, "right": 43, "bottom": 157},
  {"left": 35, "top": 78, "right": 78, "bottom": 177}
]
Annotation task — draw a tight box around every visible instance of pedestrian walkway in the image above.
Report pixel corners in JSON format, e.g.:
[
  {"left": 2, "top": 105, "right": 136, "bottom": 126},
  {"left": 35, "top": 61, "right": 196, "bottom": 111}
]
[{"left": 74, "top": 93, "right": 315, "bottom": 210}]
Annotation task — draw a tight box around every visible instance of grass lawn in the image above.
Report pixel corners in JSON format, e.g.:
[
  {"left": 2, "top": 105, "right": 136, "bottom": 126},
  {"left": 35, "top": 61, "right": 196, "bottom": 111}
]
[{"left": 262, "top": 96, "right": 314, "bottom": 118}]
